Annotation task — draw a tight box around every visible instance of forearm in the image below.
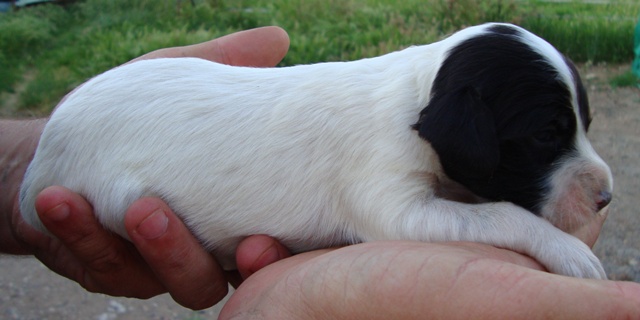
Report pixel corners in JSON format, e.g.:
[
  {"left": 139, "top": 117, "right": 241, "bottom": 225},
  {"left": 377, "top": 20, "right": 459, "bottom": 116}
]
[{"left": 0, "top": 118, "right": 46, "bottom": 254}]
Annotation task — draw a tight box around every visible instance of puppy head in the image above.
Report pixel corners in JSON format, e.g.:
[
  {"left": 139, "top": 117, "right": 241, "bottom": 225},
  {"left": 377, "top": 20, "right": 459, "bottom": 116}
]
[{"left": 414, "top": 23, "right": 613, "bottom": 234}]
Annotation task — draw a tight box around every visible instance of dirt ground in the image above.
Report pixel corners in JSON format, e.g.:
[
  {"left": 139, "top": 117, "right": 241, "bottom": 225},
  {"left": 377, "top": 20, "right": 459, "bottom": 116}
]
[
  {"left": 583, "top": 64, "right": 640, "bottom": 282},
  {"left": 0, "top": 64, "right": 638, "bottom": 319}
]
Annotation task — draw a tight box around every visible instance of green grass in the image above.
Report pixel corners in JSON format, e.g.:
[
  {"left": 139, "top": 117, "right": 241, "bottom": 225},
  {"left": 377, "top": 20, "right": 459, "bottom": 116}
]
[
  {"left": 1, "top": 0, "right": 639, "bottom": 114},
  {"left": 610, "top": 70, "right": 640, "bottom": 88},
  {"left": 520, "top": 0, "right": 639, "bottom": 63}
]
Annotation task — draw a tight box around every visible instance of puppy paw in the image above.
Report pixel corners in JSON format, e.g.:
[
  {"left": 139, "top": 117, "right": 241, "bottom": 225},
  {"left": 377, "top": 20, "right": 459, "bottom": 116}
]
[{"left": 537, "top": 234, "right": 606, "bottom": 279}]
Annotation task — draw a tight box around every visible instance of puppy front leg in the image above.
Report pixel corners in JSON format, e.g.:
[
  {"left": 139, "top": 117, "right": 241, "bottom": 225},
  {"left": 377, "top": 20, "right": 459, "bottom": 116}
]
[{"left": 367, "top": 199, "right": 606, "bottom": 279}]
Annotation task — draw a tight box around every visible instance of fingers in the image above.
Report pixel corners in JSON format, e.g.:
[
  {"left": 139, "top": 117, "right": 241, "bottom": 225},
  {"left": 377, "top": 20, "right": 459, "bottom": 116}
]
[
  {"left": 34, "top": 187, "right": 232, "bottom": 309},
  {"left": 571, "top": 207, "right": 608, "bottom": 248},
  {"left": 35, "top": 186, "right": 106, "bottom": 258},
  {"left": 124, "top": 198, "right": 228, "bottom": 310},
  {"left": 126, "top": 25, "right": 292, "bottom": 296},
  {"left": 62, "top": 27, "right": 288, "bottom": 111},
  {"left": 438, "top": 246, "right": 640, "bottom": 318},
  {"left": 236, "top": 234, "right": 292, "bottom": 280},
  {"left": 222, "top": 241, "right": 640, "bottom": 319},
  {"left": 34, "top": 186, "right": 165, "bottom": 298},
  {"left": 202, "top": 26, "right": 290, "bottom": 67},
  {"left": 131, "top": 26, "right": 290, "bottom": 67}
]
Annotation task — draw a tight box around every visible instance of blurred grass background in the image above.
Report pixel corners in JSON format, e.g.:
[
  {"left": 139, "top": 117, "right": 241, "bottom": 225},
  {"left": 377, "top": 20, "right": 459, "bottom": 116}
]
[{"left": 1, "top": 0, "right": 638, "bottom": 115}]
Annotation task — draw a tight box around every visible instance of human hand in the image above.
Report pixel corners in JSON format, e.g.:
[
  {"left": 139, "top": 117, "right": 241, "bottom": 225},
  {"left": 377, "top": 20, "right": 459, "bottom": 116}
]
[
  {"left": 221, "top": 240, "right": 640, "bottom": 319},
  {"left": 572, "top": 206, "right": 609, "bottom": 249},
  {"left": 4, "top": 26, "right": 290, "bottom": 310}
]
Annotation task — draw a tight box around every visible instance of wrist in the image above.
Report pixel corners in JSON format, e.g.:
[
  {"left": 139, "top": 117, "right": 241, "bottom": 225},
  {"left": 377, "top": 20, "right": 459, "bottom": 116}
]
[{"left": 0, "top": 118, "right": 46, "bottom": 254}]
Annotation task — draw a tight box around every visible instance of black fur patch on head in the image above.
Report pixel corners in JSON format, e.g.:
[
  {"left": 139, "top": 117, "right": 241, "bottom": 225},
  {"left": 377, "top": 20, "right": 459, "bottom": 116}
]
[{"left": 414, "top": 25, "right": 579, "bottom": 214}]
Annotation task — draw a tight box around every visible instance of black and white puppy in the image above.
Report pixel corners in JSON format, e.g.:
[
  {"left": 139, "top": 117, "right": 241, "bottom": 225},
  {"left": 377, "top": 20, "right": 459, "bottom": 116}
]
[{"left": 20, "top": 23, "right": 613, "bottom": 278}]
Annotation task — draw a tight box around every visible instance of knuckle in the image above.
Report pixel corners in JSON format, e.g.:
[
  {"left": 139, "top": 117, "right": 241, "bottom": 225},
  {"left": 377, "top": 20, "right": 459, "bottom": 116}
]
[{"left": 86, "top": 247, "right": 128, "bottom": 273}]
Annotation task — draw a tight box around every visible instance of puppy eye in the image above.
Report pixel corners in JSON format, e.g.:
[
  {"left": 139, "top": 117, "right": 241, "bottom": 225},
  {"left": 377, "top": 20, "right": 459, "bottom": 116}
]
[{"left": 533, "top": 129, "right": 556, "bottom": 144}]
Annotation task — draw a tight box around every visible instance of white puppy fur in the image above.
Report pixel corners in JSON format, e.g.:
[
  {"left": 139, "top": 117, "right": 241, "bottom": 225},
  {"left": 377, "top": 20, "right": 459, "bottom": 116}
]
[{"left": 20, "top": 23, "right": 613, "bottom": 278}]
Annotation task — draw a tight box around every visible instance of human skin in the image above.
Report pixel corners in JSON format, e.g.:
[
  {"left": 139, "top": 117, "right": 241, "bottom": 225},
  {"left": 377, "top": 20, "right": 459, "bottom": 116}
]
[
  {"left": 2, "top": 26, "right": 639, "bottom": 317},
  {"left": 0, "top": 26, "right": 291, "bottom": 310},
  {"left": 222, "top": 239, "right": 640, "bottom": 319}
]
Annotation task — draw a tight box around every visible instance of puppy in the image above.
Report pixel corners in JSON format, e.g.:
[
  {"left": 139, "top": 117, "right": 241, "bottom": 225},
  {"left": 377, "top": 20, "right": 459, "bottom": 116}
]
[{"left": 20, "top": 23, "right": 613, "bottom": 278}]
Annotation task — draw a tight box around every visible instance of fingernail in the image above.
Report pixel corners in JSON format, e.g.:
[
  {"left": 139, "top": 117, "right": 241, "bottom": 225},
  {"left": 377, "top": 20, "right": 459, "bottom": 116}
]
[
  {"left": 136, "top": 209, "right": 168, "bottom": 240},
  {"left": 45, "top": 203, "right": 70, "bottom": 222}
]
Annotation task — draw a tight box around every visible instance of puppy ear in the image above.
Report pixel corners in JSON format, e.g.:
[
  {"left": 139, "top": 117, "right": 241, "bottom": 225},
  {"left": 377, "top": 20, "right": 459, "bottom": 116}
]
[{"left": 413, "top": 87, "right": 500, "bottom": 182}]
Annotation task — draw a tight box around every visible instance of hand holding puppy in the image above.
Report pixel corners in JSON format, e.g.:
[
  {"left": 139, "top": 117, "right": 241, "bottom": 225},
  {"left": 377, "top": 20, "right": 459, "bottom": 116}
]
[
  {"left": 221, "top": 240, "right": 640, "bottom": 319},
  {"left": 19, "top": 24, "right": 612, "bottom": 279},
  {"left": 3, "top": 26, "right": 638, "bottom": 318},
  {"left": 1, "top": 26, "right": 290, "bottom": 310}
]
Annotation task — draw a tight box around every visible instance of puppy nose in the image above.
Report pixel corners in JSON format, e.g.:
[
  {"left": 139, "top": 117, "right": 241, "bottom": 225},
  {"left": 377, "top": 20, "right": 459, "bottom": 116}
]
[{"left": 596, "top": 191, "right": 612, "bottom": 211}]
